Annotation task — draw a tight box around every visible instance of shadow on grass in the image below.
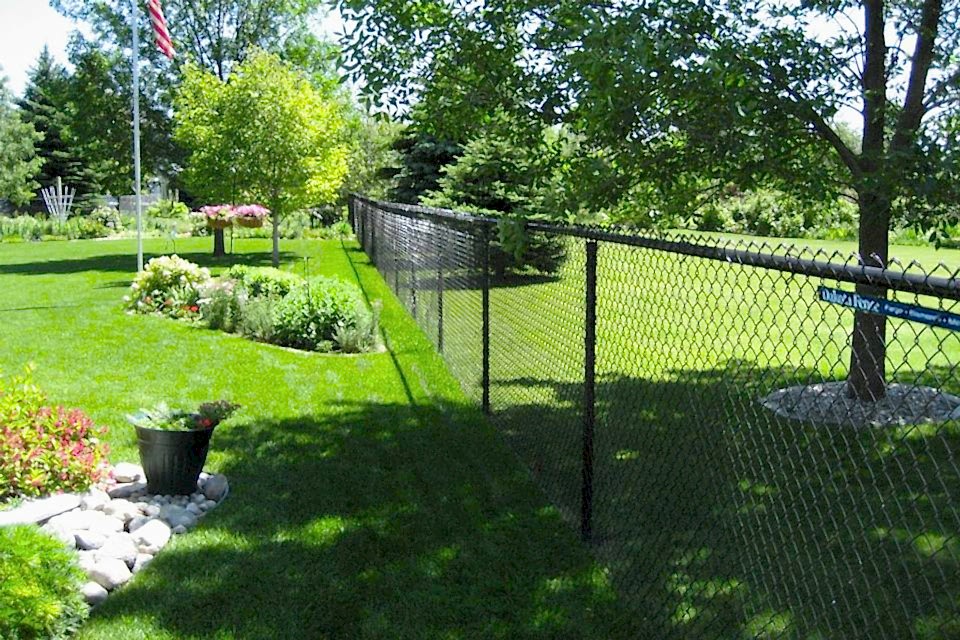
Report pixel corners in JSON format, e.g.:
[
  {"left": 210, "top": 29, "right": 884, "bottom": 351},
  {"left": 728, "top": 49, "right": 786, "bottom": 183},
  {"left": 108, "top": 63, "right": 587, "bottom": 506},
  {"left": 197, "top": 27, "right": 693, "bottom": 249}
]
[
  {"left": 82, "top": 400, "right": 641, "bottom": 639},
  {"left": 488, "top": 364, "right": 960, "bottom": 640},
  {"left": 0, "top": 250, "right": 297, "bottom": 276}
]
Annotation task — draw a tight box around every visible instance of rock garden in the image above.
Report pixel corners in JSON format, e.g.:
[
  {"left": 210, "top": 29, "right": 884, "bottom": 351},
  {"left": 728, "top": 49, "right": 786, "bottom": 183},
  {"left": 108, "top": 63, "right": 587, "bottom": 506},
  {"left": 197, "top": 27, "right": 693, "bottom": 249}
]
[{"left": 1, "top": 464, "right": 229, "bottom": 606}]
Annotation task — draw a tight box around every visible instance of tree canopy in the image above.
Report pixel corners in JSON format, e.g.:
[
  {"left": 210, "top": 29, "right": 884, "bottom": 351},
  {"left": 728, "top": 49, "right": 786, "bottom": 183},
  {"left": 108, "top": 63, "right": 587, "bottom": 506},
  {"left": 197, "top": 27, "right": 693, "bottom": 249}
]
[
  {"left": 174, "top": 49, "right": 349, "bottom": 266},
  {"left": 339, "top": 0, "right": 960, "bottom": 399}
]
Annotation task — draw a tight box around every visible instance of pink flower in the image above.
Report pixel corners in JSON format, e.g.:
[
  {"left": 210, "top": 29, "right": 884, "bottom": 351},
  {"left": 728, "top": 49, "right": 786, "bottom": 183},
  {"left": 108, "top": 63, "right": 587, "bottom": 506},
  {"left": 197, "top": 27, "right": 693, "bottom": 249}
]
[{"left": 233, "top": 204, "right": 271, "bottom": 219}]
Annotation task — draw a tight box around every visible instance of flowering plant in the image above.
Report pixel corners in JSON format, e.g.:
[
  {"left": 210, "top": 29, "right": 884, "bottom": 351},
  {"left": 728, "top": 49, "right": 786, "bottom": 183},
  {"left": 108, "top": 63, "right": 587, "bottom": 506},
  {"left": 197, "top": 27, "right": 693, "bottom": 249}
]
[
  {"left": 197, "top": 204, "right": 234, "bottom": 222},
  {"left": 125, "top": 255, "right": 211, "bottom": 316},
  {"left": 232, "top": 204, "right": 271, "bottom": 221},
  {"left": 1, "top": 368, "right": 109, "bottom": 499},
  {"left": 126, "top": 400, "right": 239, "bottom": 432}
]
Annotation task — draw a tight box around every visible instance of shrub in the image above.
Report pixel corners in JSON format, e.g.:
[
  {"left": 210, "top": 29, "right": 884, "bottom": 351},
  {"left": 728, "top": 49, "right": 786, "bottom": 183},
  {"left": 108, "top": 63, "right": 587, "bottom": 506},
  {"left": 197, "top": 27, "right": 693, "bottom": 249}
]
[
  {"left": 0, "top": 215, "right": 112, "bottom": 242},
  {"left": 226, "top": 265, "right": 304, "bottom": 299},
  {"left": 333, "top": 300, "right": 382, "bottom": 353},
  {"left": 126, "top": 255, "right": 210, "bottom": 316},
  {"left": 271, "top": 277, "right": 372, "bottom": 351},
  {"left": 89, "top": 206, "right": 124, "bottom": 232},
  {"left": 147, "top": 199, "right": 190, "bottom": 219},
  {"left": 0, "top": 525, "right": 89, "bottom": 640},
  {"left": 199, "top": 280, "right": 243, "bottom": 332},
  {"left": 0, "top": 369, "right": 109, "bottom": 500},
  {"left": 237, "top": 297, "right": 276, "bottom": 342}
]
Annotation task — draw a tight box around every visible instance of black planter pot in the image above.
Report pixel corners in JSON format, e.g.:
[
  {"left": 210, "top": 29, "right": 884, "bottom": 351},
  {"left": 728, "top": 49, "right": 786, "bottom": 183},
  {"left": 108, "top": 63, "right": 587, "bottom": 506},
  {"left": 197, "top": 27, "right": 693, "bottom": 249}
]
[{"left": 135, "top": 426, "right": 214, "bottom": 495}]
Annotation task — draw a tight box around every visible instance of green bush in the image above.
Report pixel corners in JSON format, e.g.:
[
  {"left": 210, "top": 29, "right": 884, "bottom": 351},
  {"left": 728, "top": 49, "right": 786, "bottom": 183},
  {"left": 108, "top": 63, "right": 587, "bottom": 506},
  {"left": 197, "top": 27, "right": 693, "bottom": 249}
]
[
  {"left": 226, "top": 265, "right": 304, "bottom": 298},
  {"left": 237, "top": 297, "right": 276, "bottom": 342},
  {"left": 0, "top": 525, "right": 89, "bottom": 640},
  {"left": 271, "top": 277, "right": 373, "bottom": 351},
  {"left": 698, "top": 188, "right": 859, "bottom": 239},
  {"left": 199, "top": 281, "right": 243, "bottom": 333},
  {"left": 125, "top": 255, "right": 210, "bottom": 317},
  {"left": 0, "top": 215, "right": 112, "bottom": 242},
  {"left": 89, "top": 206, "right": 123, "bottom": 232},
  {"left": 0, "top": 369, "right": 109, "bottom": 499},
  {"left": 147, "top": 199, "right": 190, "bottom": 219}
]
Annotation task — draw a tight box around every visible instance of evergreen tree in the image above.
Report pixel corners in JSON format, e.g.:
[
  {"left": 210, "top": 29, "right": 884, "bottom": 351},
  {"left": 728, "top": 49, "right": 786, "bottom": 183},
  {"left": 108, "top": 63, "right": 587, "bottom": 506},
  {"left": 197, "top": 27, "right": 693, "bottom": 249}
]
[
  {"left": 0, "top": 72, "right": 42, "bottom": 207},
  {"left": 18, "top": 47, "right": 102, "bottom": 209},
  {"left": 387, "top": 128, "right": 461, "bottom": 205}
]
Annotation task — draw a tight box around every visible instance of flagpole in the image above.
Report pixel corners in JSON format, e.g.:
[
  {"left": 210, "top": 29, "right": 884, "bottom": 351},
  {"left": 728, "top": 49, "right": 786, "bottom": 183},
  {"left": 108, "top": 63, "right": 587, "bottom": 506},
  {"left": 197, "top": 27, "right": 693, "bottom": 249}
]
[{"left": 131, "top": 0, "right": 143, "bottom": 272}]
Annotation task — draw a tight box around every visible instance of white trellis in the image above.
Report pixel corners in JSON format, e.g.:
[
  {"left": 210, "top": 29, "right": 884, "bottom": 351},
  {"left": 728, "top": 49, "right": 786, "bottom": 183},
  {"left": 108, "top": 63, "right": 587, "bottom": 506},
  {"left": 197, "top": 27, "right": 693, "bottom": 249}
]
[{"left": 41, "top": 177, "right": 75, "bottom": 222}]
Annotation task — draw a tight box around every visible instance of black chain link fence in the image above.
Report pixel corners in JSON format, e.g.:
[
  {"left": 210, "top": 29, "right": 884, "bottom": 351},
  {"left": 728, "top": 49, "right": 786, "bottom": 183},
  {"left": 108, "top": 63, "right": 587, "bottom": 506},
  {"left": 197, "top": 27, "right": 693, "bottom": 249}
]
[{"left": 350, "top": 194, "right": 960, "bottom": 639}]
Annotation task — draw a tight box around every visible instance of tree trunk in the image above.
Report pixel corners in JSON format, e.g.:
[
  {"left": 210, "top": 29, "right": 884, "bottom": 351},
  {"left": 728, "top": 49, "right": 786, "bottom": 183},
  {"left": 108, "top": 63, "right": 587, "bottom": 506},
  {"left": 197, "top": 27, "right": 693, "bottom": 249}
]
[
  {"left": 213, "top": 228, "right": 225, "bottom": 257},
  {"left": 271, "top": 212, "right": 280, "bottom": 268},
  {"left": 847, "top": 189, "right": 890, "bottom": 401}
]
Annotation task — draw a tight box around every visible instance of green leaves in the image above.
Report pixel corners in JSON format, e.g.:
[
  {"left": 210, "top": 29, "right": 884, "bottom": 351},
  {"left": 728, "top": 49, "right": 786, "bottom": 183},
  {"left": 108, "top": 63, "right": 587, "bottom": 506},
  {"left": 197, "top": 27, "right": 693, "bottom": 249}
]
[{"left": 0, "top": 78, "right": 41, "bottom": 206}]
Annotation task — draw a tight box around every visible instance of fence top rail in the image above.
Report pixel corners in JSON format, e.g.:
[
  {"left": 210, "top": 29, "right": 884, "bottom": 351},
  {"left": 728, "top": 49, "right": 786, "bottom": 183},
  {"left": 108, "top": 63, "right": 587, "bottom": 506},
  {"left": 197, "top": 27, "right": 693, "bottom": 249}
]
[{"left": 350, "top": 194, "right": 960, "bottom": 301}]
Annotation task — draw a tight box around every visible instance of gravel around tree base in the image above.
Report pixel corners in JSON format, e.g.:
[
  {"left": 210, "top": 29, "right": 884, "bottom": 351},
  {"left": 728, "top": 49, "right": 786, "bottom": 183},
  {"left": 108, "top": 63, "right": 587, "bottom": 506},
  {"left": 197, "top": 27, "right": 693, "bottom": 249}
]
[{"left": 759, "top": 382, "right": 960, "bottom": 428}]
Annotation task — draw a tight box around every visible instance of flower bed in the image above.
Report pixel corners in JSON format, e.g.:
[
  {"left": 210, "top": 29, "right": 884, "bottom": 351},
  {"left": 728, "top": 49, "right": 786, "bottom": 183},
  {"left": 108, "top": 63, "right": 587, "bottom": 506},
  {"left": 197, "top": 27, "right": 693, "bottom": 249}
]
[{"left": 126, "top": 257, "right": 382, "bottom": 353}]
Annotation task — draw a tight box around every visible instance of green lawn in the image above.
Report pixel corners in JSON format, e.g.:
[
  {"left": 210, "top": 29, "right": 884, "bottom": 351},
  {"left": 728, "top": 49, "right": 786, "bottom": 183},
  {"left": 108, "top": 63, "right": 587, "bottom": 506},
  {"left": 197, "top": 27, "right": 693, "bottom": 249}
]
[
  {"left": 0, "top": 237, "right": 638, "bottom": 639},
  {"left": 380, "top": 227, "right": 960, "bottom": 640}
]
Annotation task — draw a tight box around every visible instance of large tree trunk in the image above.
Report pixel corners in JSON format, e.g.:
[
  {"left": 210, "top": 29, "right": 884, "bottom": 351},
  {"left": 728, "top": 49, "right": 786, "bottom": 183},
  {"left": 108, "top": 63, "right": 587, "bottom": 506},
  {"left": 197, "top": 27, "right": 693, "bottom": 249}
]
[
  {"left": 271, "top": 212, "right": 280, "bottom": 268},
  {"left": 847, "top": 188, "right": 890, "bottom": 401},
  {"left": 213, "top": 228, "right": 225, "bottom": 257}
]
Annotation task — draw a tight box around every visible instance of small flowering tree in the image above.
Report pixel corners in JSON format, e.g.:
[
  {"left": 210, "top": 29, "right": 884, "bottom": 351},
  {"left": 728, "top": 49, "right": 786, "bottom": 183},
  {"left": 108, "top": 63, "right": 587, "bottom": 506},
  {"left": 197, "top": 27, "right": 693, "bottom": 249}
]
[{"left": 175, "top": 50, "right": 349, "bottom": 266}]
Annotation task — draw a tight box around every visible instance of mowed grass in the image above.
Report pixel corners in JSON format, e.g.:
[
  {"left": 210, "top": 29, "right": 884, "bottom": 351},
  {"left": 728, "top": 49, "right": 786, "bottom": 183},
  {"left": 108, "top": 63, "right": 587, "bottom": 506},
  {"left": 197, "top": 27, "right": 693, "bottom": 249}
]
[
  {"left": 382, "top": 229, "right": 960, "bottom": 639},
  {"left": 0, "top": 236, "right": 639, "bottom": 639}
]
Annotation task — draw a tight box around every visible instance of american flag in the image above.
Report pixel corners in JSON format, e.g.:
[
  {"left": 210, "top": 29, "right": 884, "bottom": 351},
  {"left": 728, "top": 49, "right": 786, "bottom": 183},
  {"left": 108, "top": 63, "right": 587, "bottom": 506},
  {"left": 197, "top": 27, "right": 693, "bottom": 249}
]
[{"left": 147, "top": 0, "right": 175, "bottom": 60}]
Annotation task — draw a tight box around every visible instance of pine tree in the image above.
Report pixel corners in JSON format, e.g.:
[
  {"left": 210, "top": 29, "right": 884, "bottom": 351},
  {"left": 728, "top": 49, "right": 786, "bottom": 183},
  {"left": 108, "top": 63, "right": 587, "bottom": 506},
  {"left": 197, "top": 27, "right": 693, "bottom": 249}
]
[
  {"left": 0, "top": 72, "right": 41, "bottom": 206},
  {"left": 18, "top": 47, "right": 102, "bottom": 210}
]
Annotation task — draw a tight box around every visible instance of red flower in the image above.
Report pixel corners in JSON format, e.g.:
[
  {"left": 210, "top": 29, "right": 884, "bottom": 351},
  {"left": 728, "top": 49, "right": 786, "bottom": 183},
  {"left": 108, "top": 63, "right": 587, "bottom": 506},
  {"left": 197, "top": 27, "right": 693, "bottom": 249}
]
[{"left": 189, "top": 305, "right": 199, "bottom": 313}]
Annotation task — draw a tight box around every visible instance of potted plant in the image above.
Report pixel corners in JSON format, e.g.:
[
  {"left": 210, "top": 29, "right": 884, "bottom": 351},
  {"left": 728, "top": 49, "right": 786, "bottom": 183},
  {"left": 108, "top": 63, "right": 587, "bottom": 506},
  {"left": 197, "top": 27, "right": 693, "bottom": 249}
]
[
  {"left": 198, "top": 204, "right": 234, "bottom": 230},
  {"left": 126, "top": 400, "right": 238, "bottom": 495},
  {"left": 232, "top": 204, "right": 270, "bottom": 228}
]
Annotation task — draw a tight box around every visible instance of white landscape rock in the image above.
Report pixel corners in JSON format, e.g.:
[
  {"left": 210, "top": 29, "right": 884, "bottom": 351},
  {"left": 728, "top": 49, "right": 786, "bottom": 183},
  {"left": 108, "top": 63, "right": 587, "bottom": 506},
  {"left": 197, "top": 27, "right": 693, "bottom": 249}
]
[
  {"left": 202, "top": 475, "right": 229, "bottom": 502},
  {"left": 41, "top": 523, "right": 76, "bottom": 546},
  {"left": 159, "top": 504, "right": 197, "bottom": 529},
  {"left": 132, "top": 519, "right": 171, "bottom": 554},
  {"left": 80, "top": 488, "right": 111, "bottom": 511},
  {"left": 9, "top": 470, "right": 228, "bottom": 608},
  {"left": 132, "top": 553, "right": 154, "bottom": 574},
  {"left": 75, "top": 530, "right": 107, "bottom": 551},
  {"left": 103, "top": 499, "right": 141, "bottom": 523},
  {"left": 107, "top": 481, "right": 147, "bottom": 499},
  {"left": 81, "top": 581, "right": 109, "bottom": 606},
  {"left": 97, "top": 533, "right": 139, "bottom": 568},
  {"left": 127, "top": 515, "right": 153, "bottom": 533},
  {"left": 112, "top": 463, "right": 143, "bottom": 483},
  {"left": 89, "top": 557, "right": 132, "bottom": 590},
  {"left": 0, "top": 493, "right": 81, "bottom": 526}
]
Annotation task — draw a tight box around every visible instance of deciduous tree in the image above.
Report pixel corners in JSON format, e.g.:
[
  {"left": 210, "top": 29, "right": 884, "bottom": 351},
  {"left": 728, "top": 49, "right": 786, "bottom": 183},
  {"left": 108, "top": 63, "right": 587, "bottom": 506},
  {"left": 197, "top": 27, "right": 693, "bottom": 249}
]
[
  {"left": 175, "top": 50, "right": 349, "bottom": 265},
  {"left": 339, "top": 0, "right": 960, "bottom": 401}
]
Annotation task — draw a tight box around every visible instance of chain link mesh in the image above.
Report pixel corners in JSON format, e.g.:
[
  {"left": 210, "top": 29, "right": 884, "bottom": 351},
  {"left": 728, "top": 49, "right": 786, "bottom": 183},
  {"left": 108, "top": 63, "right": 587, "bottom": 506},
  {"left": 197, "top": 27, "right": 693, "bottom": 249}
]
[{"left": 350, "top": 195, "right": 960, "bottom": 639}]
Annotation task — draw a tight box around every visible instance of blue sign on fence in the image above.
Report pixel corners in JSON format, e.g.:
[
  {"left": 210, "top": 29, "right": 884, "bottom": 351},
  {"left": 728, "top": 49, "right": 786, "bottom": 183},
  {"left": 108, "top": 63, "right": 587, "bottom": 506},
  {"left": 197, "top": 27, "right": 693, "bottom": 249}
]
[{"left": 818, "top": 286, "right": 960, "bottom": 331}]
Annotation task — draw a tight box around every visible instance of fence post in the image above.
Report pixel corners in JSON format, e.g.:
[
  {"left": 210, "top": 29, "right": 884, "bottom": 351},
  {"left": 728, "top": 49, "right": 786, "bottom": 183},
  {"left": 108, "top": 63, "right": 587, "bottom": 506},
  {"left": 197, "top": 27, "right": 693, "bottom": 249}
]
[
  {"left": 482, "top": 225, "right": 491, "bottom": 414},
  {"left": 410, "top": 227, "right": 418, "bottom": 318},
  {"left": 581, "top": 239, "right": 597, "bottom": 543},
  {"left": 393, "top": 227, "right": 400, "bottom": 293},
  {"left": 437, "top": 241, "right": 445, "bottom": 354},
  {"left": 347, "top": 196, "right": 355, "bottom": 235},
  {"left": 370, "top": 212, "right": 377, "bottom": 264}
]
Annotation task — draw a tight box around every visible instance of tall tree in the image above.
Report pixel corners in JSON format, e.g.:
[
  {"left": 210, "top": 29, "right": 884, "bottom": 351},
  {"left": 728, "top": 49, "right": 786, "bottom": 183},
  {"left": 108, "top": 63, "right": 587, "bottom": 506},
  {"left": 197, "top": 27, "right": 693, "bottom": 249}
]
[
  {"left": 0, "top": 72, "right": 42, "bottom": 207},
  {"left": 18, "top": 47, "right": 102, "bottom": 206},
  {"left": 64, "top": 38, "right": 180, "bottom": 195},
  {"left": 340, "top": 0, "right": 960, "bottom": 401},
  {"left": 175, "top": 50, "right": 349, "bottom": 266},
  {"left": 52, "top": 0, "right": 335, "bottom": 82}
]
